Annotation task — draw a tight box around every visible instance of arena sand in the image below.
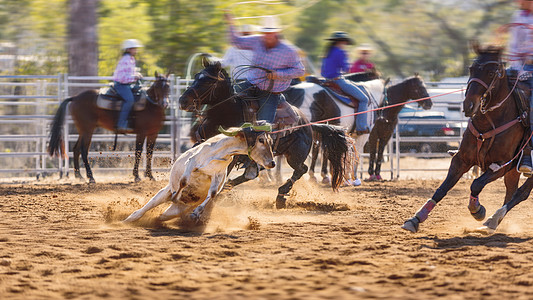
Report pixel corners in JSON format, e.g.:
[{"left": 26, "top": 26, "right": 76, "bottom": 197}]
[{"left": 0, "top": 173, "right": 533, "bottom": 299}]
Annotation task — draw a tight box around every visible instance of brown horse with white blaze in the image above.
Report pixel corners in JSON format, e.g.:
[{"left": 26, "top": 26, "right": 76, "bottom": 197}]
[
  {"left": 402, "top": 43, "right": 526, "bottom": 233},
  {"left": 48, "top": 73, "right": 170, "bottom": 183}
]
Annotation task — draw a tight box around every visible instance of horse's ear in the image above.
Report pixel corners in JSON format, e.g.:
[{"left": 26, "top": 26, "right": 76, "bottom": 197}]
[
  {"left": 202, "top": 56, "right": 210, "bottom": 68},
  {"left": 471, "top": 39, "right": 481, "bottom": 55},
  {"left": 154, "top": 71, "right": 159, "bottom": 78},
  {"left": 414, "top": 72, "right": 419, "bottom": 77},
  {"left": 165, "top": 70, "right": 170, "bottom": 78},
  {"left": 214, "top": 60, "right": 222, "bottom": 69}
]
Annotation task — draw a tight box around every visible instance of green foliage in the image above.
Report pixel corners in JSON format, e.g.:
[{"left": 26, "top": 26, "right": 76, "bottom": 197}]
[{"left": 0, "top": 0, "right": 522, "bottom": 80}]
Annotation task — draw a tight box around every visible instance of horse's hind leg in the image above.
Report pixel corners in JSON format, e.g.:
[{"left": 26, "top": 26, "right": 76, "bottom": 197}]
[
  {"left": 124, "top": 185, "right": 172, "bottom": 222},
  {"left": 402, "top": 154, "right": 472, "bottom": 232},
  {"left": 79, "top": 134, "right": 95, "bottom": 183},
  {"left": 133, "top": 133, "right": 145, "bottom": 182},
  {"left": 484, "top": 175, "right": 533, "bottom": 230},
  {"left": 503, "top": 170, "right": 520, "bottom": 205},
  {"left": 320, "top": 150, "right": 330, "bottom": 184}
]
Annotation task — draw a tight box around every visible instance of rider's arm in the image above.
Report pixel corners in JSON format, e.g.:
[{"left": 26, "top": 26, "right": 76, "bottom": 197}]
[
  {"left": 228, "top": 24, "right": 259, "bottom": 50},
  {"left": 273, "top": 46, "right": 305, "bottom": 80}
]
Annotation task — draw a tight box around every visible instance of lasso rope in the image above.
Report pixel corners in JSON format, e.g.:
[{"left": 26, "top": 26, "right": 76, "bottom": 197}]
[
  {"left": 270, "top": 88, "right": 467, "bottom": 134},
  {"left": 228, "top": 0, "right": 322, "bottom": 21}
]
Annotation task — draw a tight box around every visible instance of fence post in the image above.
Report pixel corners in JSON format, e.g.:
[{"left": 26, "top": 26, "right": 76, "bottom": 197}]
[
  {"left": 175, "top": 76, "right": 182, "bottom": 161},
  {"left": 395, "top": 123, "right": 400, "bottom": 179}
]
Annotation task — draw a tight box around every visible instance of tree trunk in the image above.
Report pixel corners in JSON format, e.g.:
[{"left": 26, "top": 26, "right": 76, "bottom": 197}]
[{"left": 68, "top": 0, "right": 98, "bottom": 95}]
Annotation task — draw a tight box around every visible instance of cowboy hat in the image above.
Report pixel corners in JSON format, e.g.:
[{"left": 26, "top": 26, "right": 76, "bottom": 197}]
[
  {"left": 121, "top": 39, "right": 143, "bottom": 51},
  {"left": 357, "top": 43, "right": 373, "bottom": 52},
  {"left": 325, "top": 31, "right": 354, "bottom": 45},
  {"left": 259, "top": 16, "right": 283, "bottom": 33}
]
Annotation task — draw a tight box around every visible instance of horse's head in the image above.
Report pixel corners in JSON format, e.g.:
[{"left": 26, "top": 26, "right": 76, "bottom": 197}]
[
  {"left": 179, "top": 56, "right": 230, "bottom": 112},
  {"left": 148, "top": 71, "right": 171, "bottom": 108},
  {"left": 463, "top": 42, "right": 505, "bottom": 117},
  {"left": 408, "top": 74, "right": 432, "bottom": 110}
]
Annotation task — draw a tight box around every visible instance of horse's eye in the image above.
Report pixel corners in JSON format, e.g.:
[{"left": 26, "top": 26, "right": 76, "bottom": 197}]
[
  {"left": 258, "top": 138, "right": 265, "bottom": 144},
  {"left": 488, "top": 71, "right": 494, "bottom": 78}
]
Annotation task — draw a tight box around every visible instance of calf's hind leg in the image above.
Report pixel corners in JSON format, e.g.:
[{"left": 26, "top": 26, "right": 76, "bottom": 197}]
[{"left": 123, "top": 185, "right": 172, "bottom": 222}]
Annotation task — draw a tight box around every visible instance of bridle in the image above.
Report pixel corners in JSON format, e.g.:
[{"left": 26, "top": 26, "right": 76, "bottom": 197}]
[
  {"left": 466, "top": 60, "right": 505, "bottom": 114},
  {"left": 187, "top": 69, "right": 227, "bottom": 113},
  {"left": 146, "top": 77, "right": 170, "bottom": 108}
]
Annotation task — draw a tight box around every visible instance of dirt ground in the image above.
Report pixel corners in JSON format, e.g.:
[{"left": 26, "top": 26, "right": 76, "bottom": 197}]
[{"left": 1, "top": 172, "right": 533, "bottom": 299}]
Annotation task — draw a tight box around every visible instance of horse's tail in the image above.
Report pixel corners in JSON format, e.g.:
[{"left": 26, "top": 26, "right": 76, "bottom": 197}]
[
  {"left": 311, "top": 124, "right": 354, "bottom": 191},
  {"left": 48, "top": 97, "right": 73, "bottom": 158}
]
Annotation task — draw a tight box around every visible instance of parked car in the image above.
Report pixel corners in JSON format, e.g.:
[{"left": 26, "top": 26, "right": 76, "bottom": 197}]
[{"left": 397, "top": 105, "right": 463, "bottom": 153}]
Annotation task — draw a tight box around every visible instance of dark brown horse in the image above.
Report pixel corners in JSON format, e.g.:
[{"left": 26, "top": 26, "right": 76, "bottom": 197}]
[
  {"left": 179, "top": 59, "right": 353, "bottom": 209},
  {"left": 48, "top": 72, "right": 170, "bottom": 183},
  {"left": 402, "top": 44, "right": 526, "bottom": 233},
  {"left": 367, "top": 75, "right": 432, "bottom": 180}
]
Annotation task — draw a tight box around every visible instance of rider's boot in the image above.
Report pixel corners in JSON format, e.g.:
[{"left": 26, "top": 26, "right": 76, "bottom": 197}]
[{"left": 519, "top": 144, "right": 533, "bottom": 178}]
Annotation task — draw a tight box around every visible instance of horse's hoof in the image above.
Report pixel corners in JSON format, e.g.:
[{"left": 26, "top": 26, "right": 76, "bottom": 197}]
[
  {"left": 365, "top": 175, "right": 377, "bottom": 182},
  {"left": 483, "top": 206, "right": 507, "bottom": 230},
  {"left": 470, "top": 205, "right": 486, "bottom": 221},
  {"left": 375, "top": 175, "right": 382, "bottom": 181},
  {"left": 401, "top": 217, "right": 419, "bottom": 233},
  {"left": 88, "top": 178, "right": 96, "bottom": 184},
  {"left": 321, "top": 176, "right": 331, "bottom": 184},
  {"left": 276, "top": 195, "right": 286, "bottom": 209},
  {"left": 134, "top": 176, "right": 141, "bottom": 183},
  {"left": 309, "top": 175, "right": 317, "bottom": 183},
  {"left": 145, "top": 174, "right": 155, "bottom": 181}
]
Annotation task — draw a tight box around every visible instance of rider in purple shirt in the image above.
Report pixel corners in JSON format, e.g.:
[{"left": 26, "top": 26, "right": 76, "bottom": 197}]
[{"left": 321, "top": 31, "right": 370, "bottom": 135}]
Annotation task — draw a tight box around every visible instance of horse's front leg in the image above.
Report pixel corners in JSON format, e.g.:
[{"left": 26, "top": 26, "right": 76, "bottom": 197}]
[
  {"left": 277, "top": 153, "right": 308, "bottom": 209},
  {"left": 468, "top": 166, "right": 510, "bottom": 221},
  {"left": 133, "top": 133, "right": 146, "bottom": 182},
  {"left": 308, "top": 139, "right": 320, "bottom": 182},
  {"left": 144, "top": 133, "right": 158, "bottom": 180},
  {"left": 402, "top": 154, "right": 472, "bottom": 232},
  {"left": 484, "top": 175, "right": 533, "bottom": 230}
]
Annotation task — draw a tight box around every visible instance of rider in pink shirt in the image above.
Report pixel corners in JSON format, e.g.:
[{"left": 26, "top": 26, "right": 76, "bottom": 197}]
[
  {"left": 349, "top": 44, "right": 374, "bottom": 73},
  {"left": 112, "top": 39, "right": 143, "bottom": 133}
]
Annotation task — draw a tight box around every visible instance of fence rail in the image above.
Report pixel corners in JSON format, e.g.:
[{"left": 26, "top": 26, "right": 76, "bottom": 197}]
[{"left": 0, "top": 74, "right": 467, "bottom": 179}]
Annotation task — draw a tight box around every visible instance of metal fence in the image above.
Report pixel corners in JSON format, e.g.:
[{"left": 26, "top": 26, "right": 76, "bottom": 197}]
[
  {"left": 0, "top": 74, "right": 194, "bottom": 178},
  {"left": 0, "top": 75, "right": 467, "bottom": 179}
]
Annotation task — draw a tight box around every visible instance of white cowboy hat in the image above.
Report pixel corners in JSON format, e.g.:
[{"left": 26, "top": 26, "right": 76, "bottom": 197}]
[
  {"left": 259, "top": 16, "right": 283, "bottom": 33},
  {"left": 121, "top": 39, "right": 143, "bottom": 51},
  {"left": 357, "top": 43, "right": 373, "bottom": 52}
]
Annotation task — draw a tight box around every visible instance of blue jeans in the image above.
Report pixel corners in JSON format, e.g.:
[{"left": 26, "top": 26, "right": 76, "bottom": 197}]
[
  {"left": 235, "top": 80, "right": 283, "bottom": 124},
  {"left": 335, "top": 77, "right": 369, "bottom": 131},
  {"left": 522, "top": 65, "right": 533, "bottom": 125},
  {"left": 114, "top": 82, "right": 134, "bottom": 129}
]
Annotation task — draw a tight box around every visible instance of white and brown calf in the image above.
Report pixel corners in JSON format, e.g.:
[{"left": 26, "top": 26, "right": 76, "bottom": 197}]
[{"left": 123, "top": 128, "right": 275, "bottom": 224}]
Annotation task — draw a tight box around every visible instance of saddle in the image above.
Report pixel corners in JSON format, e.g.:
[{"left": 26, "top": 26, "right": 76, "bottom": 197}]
[
  {"left": 96, "top": 85, "right": 147, "bottom": 111},
  {"left": 305, "top": 75, "right": 359, "bottom": 109},
  {"left": 507, "top": 75, "right": 530, "bottom": 126}
]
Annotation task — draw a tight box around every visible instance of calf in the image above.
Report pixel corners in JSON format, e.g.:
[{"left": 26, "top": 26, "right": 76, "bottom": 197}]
[{"left": 124, "top": 126, "right": 275, "bottom": 224}]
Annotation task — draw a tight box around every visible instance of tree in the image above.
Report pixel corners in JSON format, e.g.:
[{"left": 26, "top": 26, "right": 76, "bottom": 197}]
[{"left": 68, "top": 0, "right": 98, "bottom": 94}]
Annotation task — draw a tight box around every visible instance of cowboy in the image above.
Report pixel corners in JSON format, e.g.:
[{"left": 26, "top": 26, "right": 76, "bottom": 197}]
[
  {"left": 224, "top": 13, "right": 305, "bottom": 124},
  {"left": 510, "top": 0, "right": 533, "bottom": 175},
  {"left": 321, "top": 31, "right": 370, "bottom": 135},
  {"left": 350, "top": 43, "right": 375, "bottom": 73},
  {"left": 222, "top": 24, "right": 255, "bottom": 81}
]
